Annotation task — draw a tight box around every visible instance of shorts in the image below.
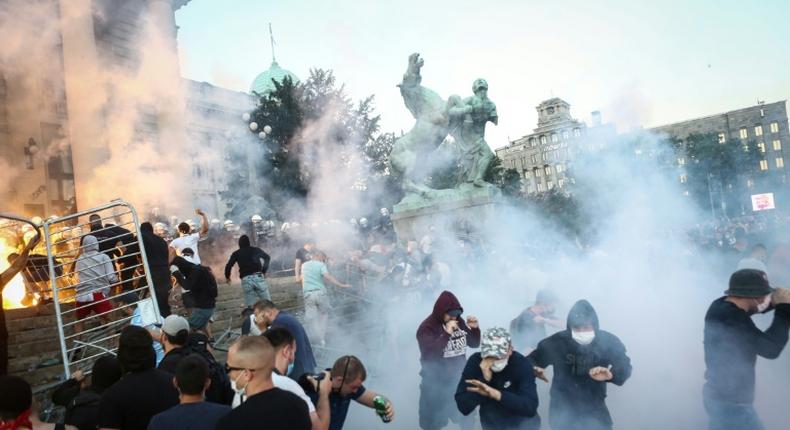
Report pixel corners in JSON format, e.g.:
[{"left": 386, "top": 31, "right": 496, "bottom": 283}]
[
  {"left": 188, "top": 307, "right": 214, "bottom": 330},
  {"left": 75, "top": 292, "right": 113, "bottom": 320}
]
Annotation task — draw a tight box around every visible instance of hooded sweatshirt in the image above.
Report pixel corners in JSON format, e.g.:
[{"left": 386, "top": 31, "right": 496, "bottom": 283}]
[
  {"left": 527, "top": 300, "right": 632, "bottom": 430},
  {"left": 224, "top": 235, "right": 271, "bottom": 280},
  {"left": 172, "top": 257, "right": 216, "bottom": 309},
  {"left": 417, "top": 291, "right": 481, "bottom": 376},
  {"left": 75, "top": 235, "right": 118, "bottom": 302}
]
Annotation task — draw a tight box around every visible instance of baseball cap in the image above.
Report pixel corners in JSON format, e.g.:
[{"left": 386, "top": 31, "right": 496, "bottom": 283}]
[
  {"left": 481, "top": 327, "right": 511, "bottom": 359},
  {"left": 162, "top": 315, "right": 190, "bottom": 336},
  {"left": 725, "top": 269, "right": 774, "bottom": 297},
  {"left": 447, "top": 309, "right": 462, "bottom": 318}
]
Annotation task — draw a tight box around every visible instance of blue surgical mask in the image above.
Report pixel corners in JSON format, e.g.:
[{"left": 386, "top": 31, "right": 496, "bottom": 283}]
[{"left": 287, "top": 362, "right": 295, "bottom": 376}]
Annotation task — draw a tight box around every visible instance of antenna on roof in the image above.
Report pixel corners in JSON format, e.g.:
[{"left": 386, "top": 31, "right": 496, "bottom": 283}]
[{"left": 269, "top": 23, "right": 277, "bottom": 64}]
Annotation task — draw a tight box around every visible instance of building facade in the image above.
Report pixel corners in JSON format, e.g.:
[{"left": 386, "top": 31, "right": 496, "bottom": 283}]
[{"left": 495, "top": 98, "right": 616, "bottom": 194}]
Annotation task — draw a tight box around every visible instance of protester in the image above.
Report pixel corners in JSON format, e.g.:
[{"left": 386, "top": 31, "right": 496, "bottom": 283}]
[
  {"left": 156, "top": 315, "right": 191, "bottom": 374},
  {"left": 215, "top": 336, "right": 311, "bottom": 430},
  {"left": 146, "top": 355, "right": 231, "bottom": 430},
  {"left": 736, "top": 244, "right": 769, "bottom": 273},
  {"left": 170, "top": 256, "right": 217, "bottom": 332},
  {"left": 261, "top": 328, "right": 330, "bottom": 430},
  {"left": 51, "top": 357, "right": 122, "bottom": 430},
  {"left": 301, "top": 251, "right": 350, "bottom": 346},
  {"left": 224, "top": 235, "right": 272, "bottom": 306},
  {"left": 1, "top": 375, "right": 76, "bottom": 430},
  {"left": 74, "top": 235, "right": 116, "bottom": 334},
  {"left": 416, "top": 290, "right": 480, "bottom": 430},
  {"left": 703, "top": 269, "right": 790, "bottom": 430},
  {"left": 169, "top": 209, "right": 209, "bottom": 264},
  {"left": 528, "top": 299, "right": 632, "bottom": 430},
  {"left": 510, "top": 288, "right": 562, "bottom": 353},
  {"left": 294, "top": 240, "right": 315, "bottom": 279},
  {"left": 455, "top": 327, "right": 540, "bottom": 430},
  {"left": 0, "top": 226, "right": 39, "bottom": 376},
  {"left": 248, "top": 300, "right": 317, "bottom": 381},
  {"left": 116, "top": 293, "right": 164, "bottom": 365},
  {"left": 97, "top": 326, "right": 179, "bottom": 430},
  {"left": 305, "top": 355, "right": 394, "bottom": 430},
  {"left": 139, "top": 222, "right": 172, "bottom": 317},
  {"left": 87, "top": 214, "right": 135, "bottom": 292}
]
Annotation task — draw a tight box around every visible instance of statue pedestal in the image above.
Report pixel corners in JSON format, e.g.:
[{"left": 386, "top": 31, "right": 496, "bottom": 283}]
[{"left": 391, "top": 184, "right": 504, "bottom": 242}]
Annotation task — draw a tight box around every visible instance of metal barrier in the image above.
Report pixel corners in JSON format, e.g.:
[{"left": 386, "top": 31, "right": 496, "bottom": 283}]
[{"left": 39, "top": 200, "right": 162, "bottom": 378}]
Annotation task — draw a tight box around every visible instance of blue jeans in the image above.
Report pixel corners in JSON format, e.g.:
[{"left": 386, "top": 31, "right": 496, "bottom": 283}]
[
  {"left": 241, "top": 274, "right": 271, "bottom": 307},
  {"left": 188, "top": 307, "right": 214, "bottom": 331},
  {"left": 704, "top": 396, "right": 764, "bottom": 430}
]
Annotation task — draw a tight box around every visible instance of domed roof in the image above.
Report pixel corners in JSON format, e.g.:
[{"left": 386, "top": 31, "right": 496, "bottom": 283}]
[{"left": 250, "top": 61, "right": 299, "bottom": 95}]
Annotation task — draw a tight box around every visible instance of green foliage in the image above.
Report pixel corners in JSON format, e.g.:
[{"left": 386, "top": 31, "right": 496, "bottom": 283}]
[
  {"left": 484, "top": 156, "right": 522, "bottom": 198},
  {"left": 525, "top": 188, "right": 589, "bottom": 241}
]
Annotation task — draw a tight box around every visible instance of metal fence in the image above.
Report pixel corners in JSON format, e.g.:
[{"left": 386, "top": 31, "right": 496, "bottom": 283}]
[{"left": 38, "top": 200, "right": 162, "bottom": 378}]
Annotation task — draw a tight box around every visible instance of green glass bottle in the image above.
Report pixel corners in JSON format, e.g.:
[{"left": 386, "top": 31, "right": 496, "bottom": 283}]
[{"left": 373, "top": 395, "right": 391, "bottom": 423}]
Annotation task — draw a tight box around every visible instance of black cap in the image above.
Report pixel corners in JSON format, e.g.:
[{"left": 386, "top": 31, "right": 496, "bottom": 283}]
[
  {"left": 725, "top": 269, "right": 774, "bottom": 297},
  {"left": 447, "top": 309, "right": 462, "bottom": 318}
]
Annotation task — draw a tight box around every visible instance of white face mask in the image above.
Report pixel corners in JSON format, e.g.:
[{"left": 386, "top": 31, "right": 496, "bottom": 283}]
[
  {"left": 231, "top": 372, "right": 248, "bottom": 400},
  {"left": 491, "top": 358, "right": 508, "bottom": 373},
  {"left": 572, "top": 330, "right": 595, "bottom": 345},
  {"left": 755, "top": 296, "right": 771, "bottom": 313}
]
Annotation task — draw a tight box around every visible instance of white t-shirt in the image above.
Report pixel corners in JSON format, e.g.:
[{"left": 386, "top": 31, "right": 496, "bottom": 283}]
[
  {"left": 232, "top": 372, "right": 316, "bottom": 413},
  {"left": 170, "top": 233, "right": 201, "bottom": 264}
]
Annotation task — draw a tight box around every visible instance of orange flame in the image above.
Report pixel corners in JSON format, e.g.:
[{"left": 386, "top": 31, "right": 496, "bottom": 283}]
[{"left": 0, "top": 238, "right": 29, "bottom": 309}]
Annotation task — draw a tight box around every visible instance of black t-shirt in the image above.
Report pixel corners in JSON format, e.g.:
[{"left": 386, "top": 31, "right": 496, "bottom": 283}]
[
  {"left": 295, "top": 248, "right": 310, "bottom": 264},
  {"left": 98, "top": 369, "right": 179, "bottom": 430},
  {"left": 307, "top": 384, "right": 365, "bottom": 430},
  {"left": 214, "top": 388, "right": 310, "bottom": 430},
  {"left": 157, "top": 346, "right": 190, "bottom": 375}
]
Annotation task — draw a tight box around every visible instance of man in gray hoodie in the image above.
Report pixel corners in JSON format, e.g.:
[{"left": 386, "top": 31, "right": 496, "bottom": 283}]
[{"left": 74, "top": 235, "right": 118, "bottom": 334}]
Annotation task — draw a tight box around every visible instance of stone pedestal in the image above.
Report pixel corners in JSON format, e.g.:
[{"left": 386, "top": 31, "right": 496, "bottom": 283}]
[{"left": 391, "top": 184, "right": 504, "bottom": 242}]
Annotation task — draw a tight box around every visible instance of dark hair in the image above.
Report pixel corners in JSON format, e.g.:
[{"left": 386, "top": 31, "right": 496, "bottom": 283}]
[
  {"left": 89, "top": 214, "right": 101, "bottom": 222},
  {"left": 175, "top": 354, "right": 210, "bottom": 396},
  {"left": 140, "top": 222, "right": 153, "bottom": 234},
  {"left": 0, "top": 376, "right": 32, "bottom": 420},
  {"left": 331, "top": 355, "right": 366, "bottom": 382},
  {"left": 178, "top": 222, "right": 190, "bottom": 234},
  {"left": 165, "top": 329, "right": 189, "bottom": 346},
  {"left": 91, "top": 355, "right": 123, "bottom": 393},
  {"left": 253, "top": 299, "right": 277, "bottom": 312},
  {"left": 118, "top": 325, "right": 156, "bottom": 373},
  {"left": 262, "top": 327, "right": 295, "bottom": 349}
]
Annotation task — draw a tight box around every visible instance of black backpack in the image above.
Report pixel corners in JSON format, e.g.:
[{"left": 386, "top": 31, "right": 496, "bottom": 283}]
[{"left": 187, "top": 333, "right": 233, "bottom": 405}]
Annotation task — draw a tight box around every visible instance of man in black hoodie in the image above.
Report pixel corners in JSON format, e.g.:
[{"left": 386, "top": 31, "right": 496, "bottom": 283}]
[
  {"left": 703, "top": 269, "right": 790, "bottom": 430},
  {"left": 456, "top": 327, "right": 540, "bottom": 430},
  {"left": 171, "top": 256, "right": 217, "bottom": 332},
  {"left": 139, "top": 222, "right": 172, "bottom": 317},
  {"left": 416, "top": 290, "right": 480, "bottom": 430},
  {"left": 528, "top": 300, "right": 632, "bottom": 430},
  {"left": 224, "top": 234, "right": 271, "bottom": 307}
]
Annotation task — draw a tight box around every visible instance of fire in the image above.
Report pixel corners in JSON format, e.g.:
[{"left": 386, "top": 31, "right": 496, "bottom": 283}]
[{"left": 0, "top": 239, "right": 28, "bottom": 310}]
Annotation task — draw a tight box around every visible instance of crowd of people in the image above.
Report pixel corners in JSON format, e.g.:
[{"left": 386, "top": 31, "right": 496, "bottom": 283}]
[{"left": 3, "top": 205, "right": 790, "bottom": 430}]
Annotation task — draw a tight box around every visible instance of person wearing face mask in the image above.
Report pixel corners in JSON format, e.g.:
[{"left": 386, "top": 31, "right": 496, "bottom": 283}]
[
  {"left": 217, "top": 336, "right": 310, "bottom": 430},
  {"left": 703, "top": 269, "right": 790, "bottom": 430},
  {"left": 416, "top": 290, "right": 480, "bottom": 430},
  {"left": 455, "top": 327, "right": 541, "bottom": 430},
  {"left": 528, "top": 299, "right": 632, "bottom": 430},
  {"left": 257, "top": 328, "right": 331, "bottom": 430}
]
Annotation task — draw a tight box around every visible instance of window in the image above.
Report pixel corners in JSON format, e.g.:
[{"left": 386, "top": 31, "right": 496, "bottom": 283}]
[
  {"left": 678, "top": 157, "right": 686, "bottom": 166},
  {"left": 544, "top": 165, "right": 552, "bottom": 176},
  {"left": 755, "top": 125, "right": 763, "bottom": 136},
  {"left": 535, "top": 168, "right": 542, "bottom": 177},
  {"left": 540, "top": 135, "right": 547, "bottom": 145},
  {"left": 717, "top": 133, "right": 726, "bottom": 143},
  {"left": 771, "top": 122, "right": 780, "bottom": 133},
  {"left": 529, "top": 137, "right": 536, "bottom": 147},
  {"left": 547, "top": 181, "right": 554, "bottom": 190},
  {"left": 556, "top": 164, "right": 564, "bottom": 173},
  {"left": 760, "top": 160, "right": 769, "bottom": 171},
  {"left": 551, "top": 133, "right": 559, "bottom": 143},
  {"left": 757, "top": 142, "right": 766, "bottom": 153},
  {"left": 537, "top": 183, "right": 545, "bottom": 192},
  {"left": 740, "top": 128, "right": 748, "bottom": 139},
  {"left": 531, "top": 154, "right": 538, "bottom": 164},
  {"left": 562, "top": 130, "right": 569, "bottom": 140},
  {"left": 777, "top": 157, "right": 785, "bottom": 168},
  {"left": 773, "top": 140, "right": 782, "bottom": 151},
  {"left": 573, "top": 128, "right": 581, "bottom": 137},
  {"left": 542, "top": 152, "right": 548, "bottom": 161},
  {"left": 547, "top": 107, "right": 555, "bottom": 115},
  {"left": 524, "top": 170, "right": 532, "bottom": 179},
  {"left": 680, "top": 174, "right": 687, "bottom": 183}
]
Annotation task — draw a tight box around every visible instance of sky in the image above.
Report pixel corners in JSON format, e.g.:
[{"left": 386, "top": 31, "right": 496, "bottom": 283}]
[{"left": 175, "top": 0, "right": 790, "bottom": 150}]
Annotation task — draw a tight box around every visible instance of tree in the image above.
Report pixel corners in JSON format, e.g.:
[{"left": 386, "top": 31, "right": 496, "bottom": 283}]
[{"left": 484, "top": 156, "right": 522, "bottom": 198}]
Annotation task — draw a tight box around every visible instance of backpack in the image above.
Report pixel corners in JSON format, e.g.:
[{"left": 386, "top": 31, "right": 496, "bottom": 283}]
[{"left": 187, "top": 333, "right": 233, "bottom": 405}]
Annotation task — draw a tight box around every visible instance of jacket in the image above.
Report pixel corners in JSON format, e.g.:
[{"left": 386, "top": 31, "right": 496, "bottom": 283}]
[
  {"left": 172, "top": 257, "right": 216, "bottom": 309},
  {"left": 527, "top": 300, "right": 632, "bottom": 430},
  {"left": 75, "top": 235, "right": 118, "bottom": 301},
  {"left": 417, "top": 290, "right": 481, "bottom": 376},
  {"left": 455, "top": 351, "right": 541, "bottom": 430},
  {"left": 224, "top": 235, "right": 271, "bottom": 280}
]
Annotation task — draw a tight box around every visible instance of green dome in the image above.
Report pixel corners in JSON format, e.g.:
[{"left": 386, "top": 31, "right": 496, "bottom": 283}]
[{"left": 250, "top": 61, "right": 299, "bottom": 95}]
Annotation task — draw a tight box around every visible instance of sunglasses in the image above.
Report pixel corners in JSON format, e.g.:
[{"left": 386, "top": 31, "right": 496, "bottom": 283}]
[{"left": 224, "top": 363, "right": 246, "bottom": 374}]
